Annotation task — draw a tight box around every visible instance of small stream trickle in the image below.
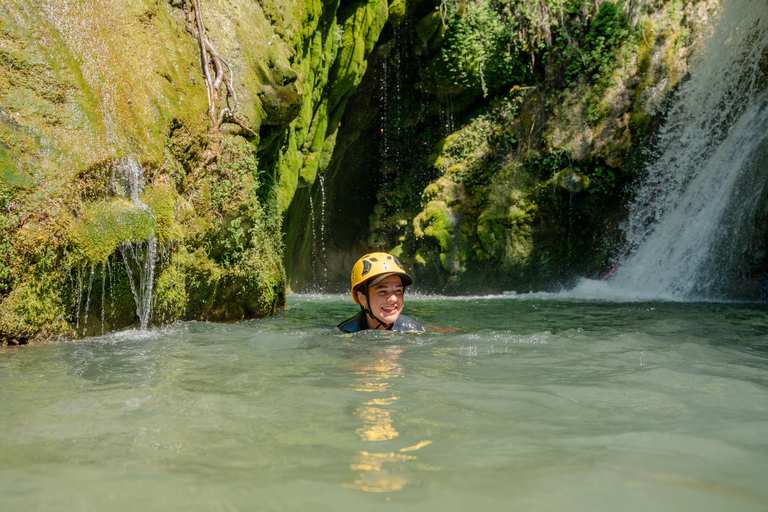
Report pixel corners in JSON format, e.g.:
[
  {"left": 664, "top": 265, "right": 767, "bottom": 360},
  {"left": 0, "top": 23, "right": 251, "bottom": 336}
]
[
  {"left": 70, "top": 157, "right": 159, "bottom": 332},
  {"left": 309, "top": 175, "right": 329, "bottom": 290},
  {"left": 114, "top": 157, "right": 158, "bottom": 330}
]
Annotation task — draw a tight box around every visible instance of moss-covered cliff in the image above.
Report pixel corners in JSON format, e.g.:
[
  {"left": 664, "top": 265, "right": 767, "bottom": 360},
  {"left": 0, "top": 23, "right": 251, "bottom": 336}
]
[
  {"left": 0, "top": 0, "right": 392, "bottom": 343},
  {"left": 3, "top": 0, "right": 755, "bottom": 342},
  {"left": 284, "top": 0, "right": 723, "bottom": 293}
]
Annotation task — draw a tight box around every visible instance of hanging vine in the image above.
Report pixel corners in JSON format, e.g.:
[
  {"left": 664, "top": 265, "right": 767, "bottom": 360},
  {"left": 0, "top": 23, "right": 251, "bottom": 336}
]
[{"left": 181, "top": 0, "right": 256, "bottom": 166}]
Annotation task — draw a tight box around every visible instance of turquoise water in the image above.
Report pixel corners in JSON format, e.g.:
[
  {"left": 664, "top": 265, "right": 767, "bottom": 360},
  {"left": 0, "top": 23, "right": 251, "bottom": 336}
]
[{"left": 1, "top": 294, "right": 768, "bottom": 511}]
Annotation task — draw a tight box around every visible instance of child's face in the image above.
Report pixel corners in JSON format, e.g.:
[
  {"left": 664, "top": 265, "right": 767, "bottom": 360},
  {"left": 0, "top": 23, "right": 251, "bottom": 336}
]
[{"left": 357, "top": 275, "right": 404, "bottom": 328}]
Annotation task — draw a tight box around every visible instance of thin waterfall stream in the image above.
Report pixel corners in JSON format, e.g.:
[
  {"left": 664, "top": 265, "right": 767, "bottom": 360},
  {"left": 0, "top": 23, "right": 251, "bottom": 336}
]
[{"left": 113, "top": 157, "right": 158, "bottom": 329}]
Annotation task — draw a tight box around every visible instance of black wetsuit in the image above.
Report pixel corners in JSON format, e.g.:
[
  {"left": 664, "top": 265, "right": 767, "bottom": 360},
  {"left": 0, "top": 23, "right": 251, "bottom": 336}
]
[{"left": 333, "top": 311, "right": 425, "bottom": 333}]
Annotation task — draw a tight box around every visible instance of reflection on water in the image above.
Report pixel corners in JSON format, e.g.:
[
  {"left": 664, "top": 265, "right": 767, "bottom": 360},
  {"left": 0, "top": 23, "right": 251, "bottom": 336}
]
[
  {"left": 344, "top": 345, "right": 431, "bottom": 492},
  {"left": 346, "top": 450, "right": 416, "bottom": 493}
]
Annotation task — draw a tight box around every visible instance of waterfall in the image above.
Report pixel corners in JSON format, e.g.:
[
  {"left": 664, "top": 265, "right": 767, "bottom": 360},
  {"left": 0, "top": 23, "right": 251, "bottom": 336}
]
[
  {"left": 114, "top": 157, "right": 157, "bottom": 328},
  {"left": 574, "top": 0, "right": 768, "bottom": 301},
  {"left": 308, "top": 175, "right": 328, "bottom": 290},
  {"left": 119, "top": 237, "right": 157, "bottom": 330},
  {"left": 113, "top": 157, "right": 147, "bottom": 207}
]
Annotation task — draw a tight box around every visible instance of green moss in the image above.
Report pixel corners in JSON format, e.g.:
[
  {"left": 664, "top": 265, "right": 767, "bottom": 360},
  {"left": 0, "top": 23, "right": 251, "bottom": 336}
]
[
  {"left": 73, "top": 199, "right": 156, "bottom": 266},
  {"left": 476, "top": 201, "right": 536, "bottom": 270},
  {"left": 142, "top": 180, "right": 183, "bottom": 245},
  {"left": 184, "top": 247, "right": 223, "bottom": 318},
  {"left": 416, "top": 11, "right": 443, "bottom": 47},
  {"left": 0, "top": 149, "right": 34, "bottom": 190},
  {"left": 152, "top": 253, "right": 187, "bottom": 323},
  {"left": 414, "top": 201, "right": 452, "bottom": 252},
  {"left": 167, "top": 116, "right": 208, "bottom": 175},
  {"left": 327, "top": 0, "right": 389, "bottom": 111},
  {"left": 0, "top": 281, "right": 74, "bottom": 343}
]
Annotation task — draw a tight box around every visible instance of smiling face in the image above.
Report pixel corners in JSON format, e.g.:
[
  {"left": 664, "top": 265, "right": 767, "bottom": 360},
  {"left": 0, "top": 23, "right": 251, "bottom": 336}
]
[{"left": 356, "top": 274, "right": 405, "bottom": 329}]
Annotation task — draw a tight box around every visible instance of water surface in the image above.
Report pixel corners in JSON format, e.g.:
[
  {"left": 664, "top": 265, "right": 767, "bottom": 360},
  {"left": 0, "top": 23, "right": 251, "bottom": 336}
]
[{"left": 1, "top": 294, "right": 767, "bottom": 511}]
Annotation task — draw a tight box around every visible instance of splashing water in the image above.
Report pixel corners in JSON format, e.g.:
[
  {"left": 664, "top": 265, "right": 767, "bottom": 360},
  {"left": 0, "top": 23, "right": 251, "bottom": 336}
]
[
  {"left": 113, "top": 157, "right": 157, "bottom": 328},
  {"left": 572, "top": 0, "right": 768, "bottom": 301},
  {"left": 119, "top": 237, "right": 157, "bottom": 330},
  {"left": 113, "top": 157, "right": 147, "bottom": 207}
]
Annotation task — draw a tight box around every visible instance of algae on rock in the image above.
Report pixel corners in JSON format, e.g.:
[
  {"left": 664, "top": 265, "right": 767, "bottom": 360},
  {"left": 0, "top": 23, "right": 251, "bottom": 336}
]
[
  {"left": 283, "top": 0, "right": 722, "bottom": 293},
  {"left": 0, "top": 0, "right": 392, "bottom": 342}
]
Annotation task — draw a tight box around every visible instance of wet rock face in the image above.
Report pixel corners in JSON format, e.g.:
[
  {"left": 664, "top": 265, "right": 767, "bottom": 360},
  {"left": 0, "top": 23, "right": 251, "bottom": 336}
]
[
  {"left": 0, "top": 0, "right": 392, "bottom": 342},
  {"left": 552, "top": 169, "right": 590, "bottom": 194},
  {"left": 288, "top": 0, "right": 724, "bottom": 294}
]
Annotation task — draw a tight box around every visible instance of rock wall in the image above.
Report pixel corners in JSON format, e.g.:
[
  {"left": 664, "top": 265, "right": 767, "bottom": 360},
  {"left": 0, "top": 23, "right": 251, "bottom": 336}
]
[
  {"left": 0, "top": 0, "right": 391, "bottom": 342},
  {"left": 2, "top": 0, "right": 748, "bottom": 342},
  {"left": 284, "top": 0, "right": 725, "bottom": 293}
]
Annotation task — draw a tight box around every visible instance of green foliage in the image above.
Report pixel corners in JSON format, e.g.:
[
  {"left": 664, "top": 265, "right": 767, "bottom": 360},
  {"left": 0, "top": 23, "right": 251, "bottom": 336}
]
[
  {"left": 559, "top": 2, "right": 632, "bottom": 84},
  {"left": 435, "top": 0, "right": 529, "bottom": 96},
  {"left": 585, "top": 165, "right": 616, "bottom": 195},
  {"left": 436, "top": 98, "right": 520, "bottom": 187},
  {"left": 0, "top": 188, "right": 19, "bottom": 293},
  {"left": 525, "top": 149, "right": 618, "bottom": 195},
  {"left": 222, "top": 217, "right": 247, "bottom": 264},
  {"left": 524, "top": 148, "right": 571, "bottom": 180},
  {"left": 432, "top": 0, "right": 637, "bottom": 117}
]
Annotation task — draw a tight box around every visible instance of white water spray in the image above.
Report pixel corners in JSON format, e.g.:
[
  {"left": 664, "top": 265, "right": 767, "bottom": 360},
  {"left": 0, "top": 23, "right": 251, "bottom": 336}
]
[
  {"left": 571, "top": 0, "right": 768, "bottom": 301},
  {"left": 114, "top": 157, "right": 157, "bottom": 328}
]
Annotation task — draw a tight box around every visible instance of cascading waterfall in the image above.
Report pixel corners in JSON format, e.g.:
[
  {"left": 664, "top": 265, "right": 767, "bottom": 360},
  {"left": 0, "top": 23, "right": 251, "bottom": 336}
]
[
  {"left": 114, "top": 157, "right": 158, "bottom": 329},
  {"left": 575, "top": 0, "right": 768, "bottom": 301},
  {"left": 119, "top": 237, "right": 157, "bottom": 330}
]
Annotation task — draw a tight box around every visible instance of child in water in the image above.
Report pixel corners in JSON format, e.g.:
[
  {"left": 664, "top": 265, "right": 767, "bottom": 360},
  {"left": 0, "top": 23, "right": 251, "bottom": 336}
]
[{"left": 333, "top": 252, "right": 424, "bottom": 333}]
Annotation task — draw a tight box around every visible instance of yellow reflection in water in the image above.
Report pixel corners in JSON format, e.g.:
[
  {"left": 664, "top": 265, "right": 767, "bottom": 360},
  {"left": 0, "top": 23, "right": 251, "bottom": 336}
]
[
  {"left": 355, "top": 406, "right": 398, "bottom": 441},
  {"left": 343, "top": 451, "right": 416, "bottom": 493},
  {"left": 343, "top": 346, "right": 431, "bottom": 493}
]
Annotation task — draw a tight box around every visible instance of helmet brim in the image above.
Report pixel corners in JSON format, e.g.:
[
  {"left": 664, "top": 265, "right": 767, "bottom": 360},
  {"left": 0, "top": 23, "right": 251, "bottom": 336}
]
[{"left": 368, "top": 272, "right": 413, "bottom": 287}]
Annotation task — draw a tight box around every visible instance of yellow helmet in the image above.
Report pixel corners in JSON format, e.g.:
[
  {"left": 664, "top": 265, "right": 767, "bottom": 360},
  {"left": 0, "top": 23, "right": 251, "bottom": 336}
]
[{"left": 350, "top": 252, "right": 413, "bottom": 304}]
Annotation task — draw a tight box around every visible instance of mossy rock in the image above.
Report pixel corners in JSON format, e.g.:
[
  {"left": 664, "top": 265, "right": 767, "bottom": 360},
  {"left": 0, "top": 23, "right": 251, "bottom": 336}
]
[
  {"left": 73, "top": 199, "right": 156, "bottom": 266},
  {"left": 259, "top": 84, "right": 303, "bottom": 126},
  {"left": 414, "top": 200, "right": 452, "bottom": 252},
  {"left": 152, "top": 253, "right": 187, "bottom": 324},
  {"left": 551, "top": 169, "right": 590, "bottom": 193},
  {"left": 142, "top": 178, "right": 185, "bottom": 245},
  {"left": 414, "top": 11, "right": 445, "bottom": 53},
  {"left": 0, "top": 281, "right": 74, "bottom": 344},
  {"left": 184, "top": 248, "right": 224, "bottom": 319}
]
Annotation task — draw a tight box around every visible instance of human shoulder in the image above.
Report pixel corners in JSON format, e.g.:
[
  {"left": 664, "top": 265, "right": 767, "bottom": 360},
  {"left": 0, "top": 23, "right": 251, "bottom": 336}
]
[{"left": 333, "top": 312, "right": 367, "bottom": 333}]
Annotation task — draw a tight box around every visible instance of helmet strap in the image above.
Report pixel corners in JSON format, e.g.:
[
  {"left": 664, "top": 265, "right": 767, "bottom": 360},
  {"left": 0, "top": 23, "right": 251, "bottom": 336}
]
[{"left": 358, "top": 284, "right": 390, "bottom": 330}]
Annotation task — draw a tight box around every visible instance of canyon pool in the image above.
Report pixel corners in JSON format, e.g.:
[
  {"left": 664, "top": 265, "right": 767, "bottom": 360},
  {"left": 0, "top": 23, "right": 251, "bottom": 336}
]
[{"left": 1, "top": 293, "right": 767, "bottom": 511}]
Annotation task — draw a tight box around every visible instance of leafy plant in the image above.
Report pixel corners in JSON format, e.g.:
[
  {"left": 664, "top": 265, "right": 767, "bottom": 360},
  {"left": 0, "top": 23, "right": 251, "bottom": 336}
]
[
  {"left": 435, "top": 0, "right": 529, "bottom": 96},
  {"left": 585, "top": 165, "right": 616, "bottom": 195}
]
